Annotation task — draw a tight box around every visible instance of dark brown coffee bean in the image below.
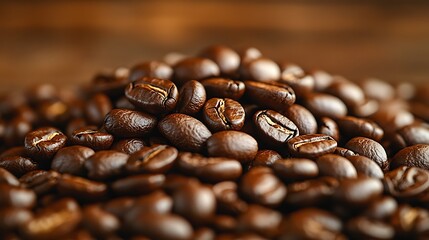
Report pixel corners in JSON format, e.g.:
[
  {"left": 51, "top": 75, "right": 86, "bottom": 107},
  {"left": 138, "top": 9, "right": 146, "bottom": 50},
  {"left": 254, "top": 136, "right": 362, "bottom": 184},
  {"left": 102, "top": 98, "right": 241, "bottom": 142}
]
[
  {"left": 334, "top": 147, "right": 358, "bottom": 158},
  {"left": 0, "top": 156, "right": 38, "bottom": 178},
  {"left": 325, "top": 80, "right": 366, "bottom": 108},
  {"left": 239, "top": 47, "right": 262, "bottom": 64},
  {"left": 316, "top": 154, "right": 357, "bottom": 179},
  {"left": 194, "top": 228, "right": 215, "bottom": 240},
  {"left": 272, "top": 158, "right": 319, "bottom": 181},
  {"left": 82, "top": 205, "right": 120, "bottom": 237},
  {"left": 177, "top": 80, "right": 206, "bottom": 115},
  {"left": 372, "top": 107, "right": 415, "bottom": 135},
  {"left": 24, "top": 127, "right": 67, "bottom": 161},
  {"left": 199, "top": 45, "right": 240, "bottom": 76},
  {"left": 211, "top": 214, "right": 237, "bottom": 233},
  {"left": 251, "top": 150, "right": 281, "bottom": 167},
  {"left": 0, "top": 184, "right": 36, "bottom": 208},
  {"left": 346, "top": 155, "right": 384, "bottom": 179},
  {"left": 237, "top": 204, "right": 282, "bottom": 238},
  {"left": 177, "top": 152, "right": 242, "bottom": 182},
  {"left": 126, "top": 145, "right": 178, "bottom": 174},
  {"left": 65, "top": 117, "right": 87, "bottom": 138},
  {"left": 173, "top": 57, "right": 220, "bottom": 85},
  {"left": 37, "top": 100, "right": 71, "bottom": 126},
  {"left": 287, "top": 134, "right": 337, "bottom": 159},
  {"left": 244, "top": 81, "right": 295, "bottom": 111},
  {"left": 4, "top": 117, "right": 32, "bottom": 147},
  {"left": 285, "top": 177, "right": 339, "bottom": 206},
  {"left": 85, "top": 93, "right": 112, "bottom": 126},
  {"left": 282, "top": 104, "right": 318, "bottom": 135},
  {"left": 360, "top": 78, "right": 395, "bottom": 101},
  {"left": 345, "top": 137, "right": 388, "bottom": 170},
  {"left": 383, "top": 166, "right": 429, "bottom": 198},
  {"left": 115, "top": 96, "right": 136, "bottom": 110},
  {"left": 201, "top": 78, "right": 245, "bottom": 100},
  {"left": 278, "top": 63, "right": 314, "bottom": 96},
  {"left": 334, "top": 176, "right": 383, "bottom": 206},
  {"left": 207, "top": 131, "right": 258, "bottom": 163},
  {"left": 346, "top": 216, "right": 394, "bottom": 240},
  {"left": 392, "top": 123, "right": 429, "bottom": 150},
  {"left": 57, "top": 174, "right": 108, "bottom": 201},
  {"left": 241, "top": 58, "right": 280, "bottom": 82},
  {"left": 84, "top": 150, "right": 128, "bottom": 180},
  {"left": 203, "top": 98, "right": 245, "bottom": 132},
  {"left": 129, "top": 61, "right": 173, "bottom": 81},
  {"left": 104, "top": 109, "right": 157, "bottom": 138},
  {"left": 19, "top": 170, "right": 60, "bottom": 196},
  {"left": 392, "top": 144, "right": 429, "bottom": 170},
  {"left": 51, "top": 146, "right": 94, "bottom": 176},
  {"left": 112, "top": 174, "right": 165, "bottom": 196},
  {"left": 70, "top": 126, "right": 114, "bottom": 151},
  {"left": 304, "top": 92, "right": 348, "bottom": 119},
  {"left": 352, "top": 99, "right": 379, "bottom": 118},
  {"left": 91, "top": 68, "right": 130, "bottom": 98},
  {"left": 253, "top": 110, "right": 299, "bottom": 147},
  {"left": 158, "top": 113, "right": 212, "bottom": 152},
  {"left": 239, "top": 167, "right": 286, "bottom": 207},
  {"left": 390, "top": 204, "right": 429, "bottom": 236},
  {"left": 111, "top": 138, "right": 145, "bottom": 154},
  {"left": 0, "top": 168, "right": 19, "bottom": 186},
  {"left": 0, "top": 146, "right": 27, "bottom": 159},
  {"left": 0, "top": 208, "right": 32, "bottom": 231},
  {"left": 163, "top": 175, "right": 199, "bottom": 195},
  {"left": 103, "top": 197, "right": 135, "bottom": 220},
  {"left": 318, "top": 117, "right": 340, "bottom": 142},
  {"left": 131, "top": 191, "right": 173, "bottom": 215},
  {"left": 125, "top": 77, "right": 179, "bottom": 114},
  {"left": 213, "top": 181, "right": 248, "bottom": 215},
  {"left": 364, "top": 196, "right": 397, "bottom": 220},
  {"left": 337, "top": 116, "right": 384, "bottom": 141}
]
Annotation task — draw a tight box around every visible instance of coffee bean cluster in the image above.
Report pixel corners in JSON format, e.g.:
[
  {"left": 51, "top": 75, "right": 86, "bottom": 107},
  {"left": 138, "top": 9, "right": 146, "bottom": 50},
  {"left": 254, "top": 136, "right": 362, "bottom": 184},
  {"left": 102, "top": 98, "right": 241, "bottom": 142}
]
[{"left": 1, "top": 45, "right": 429, "bottom": 239}]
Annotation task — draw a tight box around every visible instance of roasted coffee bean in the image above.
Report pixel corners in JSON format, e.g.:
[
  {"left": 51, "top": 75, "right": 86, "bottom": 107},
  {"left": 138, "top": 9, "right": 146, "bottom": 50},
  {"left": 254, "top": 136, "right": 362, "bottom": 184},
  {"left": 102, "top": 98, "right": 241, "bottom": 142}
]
[
  {"left": 207, "top": 130, "right": 258, "bottom": 163},
  {"left": 318, "top": 117, "right": 340, "bottom": 142},
  {"left": 383, "top": 166, "right": 429, "bottom": 198},
  {"left": 111, "top": 138, "right": 145, "bottom": 154},
  {"left": 57, "top": 174, "right": 108, "bottom": 201},
  {"left": 177, "top": 152, "right": 242, "bottom": 182},
  {"left": 372, "top": 107, "right": 415, "bottom": 135},
  {"left": 352, "top": 99, "right": 379, "bottom": 118},
  {"left": 303, "top": 92, "right": 348, "bottom": 119},
  {"left": 84, "top": 150, "right": 128, "bottom": 180},
  {"left": 104, "top": 109, "right": 157, "bottom": 138},
  {"left": 111, "top": 174, "right": 165, "bottom": 196},
  {"left": 213, "top": 181, "right": 248, "bottom": 215},
  {"left": 177, "top": 80, "right": 206, "bottom": 115},
  {"left": 239, "top": 47, "right": 262, "bottom": 64},
  {"left": 391, "top": 144, "right": 429, "bottom": 170},
  {"left": 240, "top": 58, "right": 280, "bottom": 82},
  {"left": 272, "top": 158, "right": 319, "bottom": 181},
  {"left": 82, "top": 205, "right": 120, "bottom": 237},
  {"left": 130, "top": 191, "right": 173, "bottom": 215},
  {"left": 237, "top": 204, "right": 282, "bottom": 238},
  {"left": 91, "top": 68, "right": 130, "bottom": 98},
  {"left": 278, "top": 63, "right": 314, "bottom": 96},
  {"left": 334, "top": 176, "right": 383, "bottom": 206},
  {"left": 0, "top": 156, "right": 38, "bottom": 177},
  {"left": 158, "top": 113, "right": 212, "bottom": 152},
  {"left": 27, "top": 83, "right": 58, "bottom": 104},
  {"left": 0, "top": 168, "right": 19, "bottom": 186},
  {"left": 211, "top": 214, "right": 237, "bottom": 233},
  {"left": 239, "top": 167, "right": 286, "bottom": 207},
  {"left": 51, "top": 145, "right": 94, "bottom": 176},
  {"left": 65, "top": 117, "right": 87, "bottom": 137},
  {"left": 345, "top": 137, "right": 388, "bottom": 170},
  {"left": 346, "top": 155, "right": 384, "bottom": 179},
  {"left": 125, "top": 77, "right": 179, "bottom": 114},
  {"left": 115, "top": 96, "right": 136, "bottom": 110},
  {"left": 244, "top": 81, "right": 295, "bottom": 111},
  {"left": 37, "top": 100, "right": 71, "bottom": 125},
  {"left": 70, "top": 126, "right": 114, "bottom": 151},
  {"left": 325, "top": 80, "right": 365, "bottom": 108},
  {"left": 282, "top": 104, "right": 318, "bottom": 135},
  {"left": 199, "top": 45, "right": 240, "bottom": 76},
  {"left": 129, "top": 61, "right": 173, "bottom": 81},
  {"left": 285, "top": 177, "right": 339, "bottom": 206},
  {"left": 360, "top": 78, "right": 395, "bottom": 101},
  {"left": 0, "top": 184, "right": 36, "bottom": 208},
  {"left": 0, "top": 146, "right": 27, "bottom": 159},
  {"left": 392, "top": 123, "right": 429, "bottom": 150},
  {"left": 346, "top": 216, "right": 394, "bottom": 240},
  {"left": 3, "top": 117, "right": 32, "bottom": 147},
  {"left": 85, "top": 93, "right": 112, "bottom": 126},
  {"left": 24, "top": 127, "right": 67, "bottom": 161},
  {"left": 19, "top": 170, "right": 60, "bottom": 196},
  {"left": 390, "top": 204, "right": 429, "bottom": 236},
  {"left": 251, "top": 150, "right": 281, "bottom": 167},
  {"left": 201, "top": 78, "right": 245, "bottom": 100},
  {"left": 173, "top": 57, "right": 220, "bottom": 85},
  {"left": 337, "top": 116, "right": 384, "bottom": 141},
  {"left": 253, "top": 110, "right": 299, "bottom": 147},
  {"left": 163, "top": 175, "right": 199, "bottom": 194},
  {"left": 364, "top": 196, "right": 398, "bottom": 220},
  {"left": 126, "top": 145, "right": 178, "bottom": 174},
  {"left": 0, "top": 208, "right": 32, "bottom": 231},
  {"left": 103, "top": 197, "right": 135, "bottom": 219},
  {"left": 193, "top": 227, "right": 215, "bottom": 240},
  {"left": 316, "top": 154, "right": 357, "bottom": 179},
  {"left": 334, "top": 147, "right": 358, "bottom": 158},
  {"left": 203, "top": 98, "right": 245, "bottom": 132},
  {"left": 287, "top": 134, "right": 337, "bottom": 158}
]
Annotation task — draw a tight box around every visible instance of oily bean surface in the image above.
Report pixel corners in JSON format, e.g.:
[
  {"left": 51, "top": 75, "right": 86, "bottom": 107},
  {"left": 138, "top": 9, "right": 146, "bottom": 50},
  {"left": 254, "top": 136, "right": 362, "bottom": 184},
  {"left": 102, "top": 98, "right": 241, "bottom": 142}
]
[
  {"left": 177, "top": 80, "right": 206, "bottom": 115},
  {"left": 282, "top": 104, "right": 318, "bottom": 135},
  {"left": 203, "top": 98, "right": 245, "bottom": 132},
  {"left": 316, "top": 154, "right": 357, "bottom": 179},
  {"left": 70, "top": 126, "right": 114, "bottom": 151},
  {"left": 201, "top": 78, "right": 245, "bottom": 100},
  {"left": 244, "top": 80, "right": 296, "bottom": 111},
  {"left": 126, "top": 145, "right": 178, "bottom": 174},
  {"left": 272, "top": 158, "right": 319, "bottom": 181},
  {"left": 287, "top": 134, "right": 337, "bottom": 158},
  {"left": 84, "top": 150, "right": 129, "bottom": 180},
  {"left": 199, "top": 45, "right": 240, "bottom": 76},
  {"left": 391, "top": 144, "right": 429, "bottom": 170},
  {"left": 345, "top": 137, "right": 388, "bottom": 170},
  {"left": 24, "top": 127, "right": 67, "bottom": 161},
  {"left": 173, "top": 57, "right": 220, "bottom": 85},
  {"left": 51, "top": 145, "right": 94, "bottom": 176},
  {"left": 104, "top": 109, "right": 157, "bottom": 138}
]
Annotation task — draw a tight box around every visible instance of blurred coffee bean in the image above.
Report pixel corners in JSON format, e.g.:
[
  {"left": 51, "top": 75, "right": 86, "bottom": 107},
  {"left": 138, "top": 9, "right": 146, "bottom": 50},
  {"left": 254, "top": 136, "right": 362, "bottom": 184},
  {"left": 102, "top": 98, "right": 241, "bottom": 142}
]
[
  {"left": 278, "top": 63, "right": 314, "bottom": 96},
  {"left": 111, "top": 174, "right": 165, "bottom": 196},
  {"left": 237, "top": 204, "right": 282, "bottom": 238},
  {"left": 3, "top": 117, "right": 32, "bottom": 147},
  {"left": 57, "top": 174, "right": 108, "bottom": 201},
  {"left": 85, "top": 93, "right": 112, "bottom": 126},
  {"left": 318, "top": 117, "right": 340, "bottom": 142},
  {"left": 0, "top": 184, "right": 36, "bottom": 208},
  {"left": 272, "top": 158, "right": 319, "bottom": 181},
  {"left": 82, "top": 205, "right": 120, "bottom": 238},
  {"left": 0, "top": 156, "right": 38, "bottom": 177},
  {"left": 84, "top": 150, "right": 128, "bottom": 180},
  {"left": 346, "top": 216, "right": 394, "bottom": 240},
  {"left": 0, "top": 168, "right": 19, "bottom": 186},
  {"left": 304, "top": 92, "right": 348, "bottom": 119},
  {"left": 199, "top": 45, "right": 240, "bottom": 76},
  {"left": 334, "top": 147, "right": 358, "bottom": 158},
  {"left": 251, "top": 150, "right": 281, "bottom": 167},
  {"left": 129, "top": 61, "right": 173, "bottom": 81},
  {"left": 285, "top": 177, "right": 339, "bottom": 206},
  {"left": 213, "top": 181, "right": 248, "bottom": 215},
  {"left": 325, "top": 80, "right": 365, "bottom": 108},
  {"left": 337, "top": 116, "right": 384, "bottom": 141},
  {"left": 360, "top": 78, "right": 395, "bottom": 101},
  {"left": 51, "top": 146, "right": 94, "bottom": 176},
  {"left": 19, "top": 170, "right": 60, "bottom": 196},
  {"left": 111, "top": 138, "right": 145, "bottom": 154},
  {"left": 346, "top": 155, "right": 384, "bottom": 179},
  {"left": 364, "top": 196, "right": 398, "bottom": 220},
  {"left": 174, "top": 57, "right": 220, "bottom": 85},
  {"left": 0, "top": 208, "right": 32, "bottom": 231},
  {"left": 240, "top": 58, "right": 280, "bottom": 82},
  {"left": 244, "top": 80, "right": 296, "bottom": 111},
  {"left": 334, "top": 177, "right": 383, "bottom": 206},
  {"left": 177, "top": 80, "right": 206, "bottom": 115}
]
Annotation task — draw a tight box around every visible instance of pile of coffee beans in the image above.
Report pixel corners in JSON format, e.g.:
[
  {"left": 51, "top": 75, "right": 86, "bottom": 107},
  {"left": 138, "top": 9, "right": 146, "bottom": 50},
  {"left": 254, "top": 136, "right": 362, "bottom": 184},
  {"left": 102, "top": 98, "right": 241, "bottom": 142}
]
[{"left": 1, "top": 45, "right": 429, "bottom": 239}]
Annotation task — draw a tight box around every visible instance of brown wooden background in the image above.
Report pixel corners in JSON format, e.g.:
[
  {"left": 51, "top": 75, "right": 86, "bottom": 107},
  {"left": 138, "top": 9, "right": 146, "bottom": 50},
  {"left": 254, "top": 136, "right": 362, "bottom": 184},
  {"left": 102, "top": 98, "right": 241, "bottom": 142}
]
[{"left": 1, "top": 1, "right": 428, "bottom": 93}]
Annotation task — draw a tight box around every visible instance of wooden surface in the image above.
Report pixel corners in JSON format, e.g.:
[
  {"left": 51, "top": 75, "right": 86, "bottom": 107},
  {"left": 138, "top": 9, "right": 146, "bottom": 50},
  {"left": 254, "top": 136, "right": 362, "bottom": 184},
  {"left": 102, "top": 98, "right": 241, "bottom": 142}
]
[{"left": 0, "top": 1, "right": 428, "bottom": 93}]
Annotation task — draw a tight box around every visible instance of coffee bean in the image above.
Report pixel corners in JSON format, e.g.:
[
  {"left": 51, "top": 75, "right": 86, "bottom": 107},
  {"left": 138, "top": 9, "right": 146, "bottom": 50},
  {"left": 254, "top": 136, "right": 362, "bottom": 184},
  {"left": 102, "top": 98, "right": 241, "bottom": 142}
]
[
  {"left": 239, "top": 47, "right": 262, "bottom": 64},
  {"left": 244, "top": 81, "right": 295, "bottom": 111},
  {"left": 65, "top": 117, "right": 87, "bottom": 137},
  {"left": 383, "top": 166, "right": 429, "bottom": 198},
  {"left": 364, "top": 196, "right": 397, "bottom": 220},
  {"left": 199, "top": 45, "right": 240, "bottom": 76},
  {"left": 272, "top": 158, "right": 319, "bottom": 181},
  {"left": 129, "top": 61, "right": 173, "bottom": 81},
  {"left": 303, "top": 92, "right": 348, "bottom": 119},
  {"left": 391, "top": 144, "right": 429, "bottom": 170},
  {"left": 202, "top": 98, "right": 245, "bottom": 132},
  {"left": 84, "top": 150, "right": 128, "bottom": 180},
  {"left": 104, "top": 109, "right": 157, "bottom": 138},
  {"left": 177, "top": 80, "right": 206, "bottom": 115},
  {"left": 51, "top": 145, "right": 94, "bottom": 176},
  {"left": 131, "top": 191, "right": 173, "bottom": 215},
  {"left": 111, "top": 138, "right": 145, "bottom": 154},
  {"left": 240, "top": 58, "right": 280, "bottom": 82},
  {"left": 0, "top": 168, "right": 19, "bottom": 186},
  {"left": 337, "top": 116, "right": 384, "bottom": 141},
  {"left": 4, "top": 117, "right": 32, "bottom": 147},
  {"left": 213, "top": 181, "right": 248, "bottom": 215},
  {"left": 85, "top": 93, "right": 113, "bottom": 126},
  {"left": 251, "top": 150, "right": 281, "bottom": 167},
  {"left": 285, "top": 177, "right": 339, "bottom": 206},
  {"left": 0, "top": 156, "right": 38, "bottom": 177},
  {"left": 201, "top": 78, "right": 245, "bottom": 100},
  {"left": 325, "top": 80, "right": 366, "bottom": 108},
  {"left": 316, "top": 154, "right": 357, "bottom": 179},
  {"left": 352, "top": 99, "right": 379, "bottom": 118},
  {"left": 126, "top": 145, "right": 178, "bottom": 174},
  {"left": 91, "top": 68, "right": 130, "bottom": 98},
  {"left": 334, "top": 176, "right": 383, "bottom": 206},
  {"left": 360, "top": 78, "right": 395, "bottom": 101},
  {"left": 345, "top": 137, "right": 388, "bottom": 170},
  {"left": 193, "top": 227, "right": 215, "bottom": 240},
  {"left": 177, "top": 152, "right": 242, "bottom": 182},
  {"left": 253, "top": 110, "right": 299, "bottom": 147},
  {"left": 70, "top": 126, "right": 114, "bottom": 151},
  {"left": 287, "top": 134, "right": 337, "bottom": 158},
  {"left": 318, "top": 117, "right": 340, "bottom": 142},
  {"left": 19, "top": 170, "right": 60, "bottom": 196},
  {"left": 24, "top": 127, "right": 67, "bottom": 161},
  {"left": 174, "top": 57, "right": 220, "bottom": 85},
  {"left": 282, "top": 104, "right": 318, "bottom": 135},
  {"left": 390, "top": 204, "right": 429, "bottom": 236},
  {"left": 237, "top": 204, "right": 282, "bottom": 238},
  {"left": 392, "top": 123, "right": 429, "bottom": 151},
  {"left": 57, "top": 174, "right": 108, "bottom": 201},
  {"left": 0, "top": 208, "right": 32, "bottom": 231},
  {"left": 163, "top": 175, "right": 199, "bottom": 195},
  {"left": 111, "top": 174, "right": 165, "bottom": 196},
  {"left": 239, "top": 167, "right": 286, "bottom": 207},
  {"left": 158, "top": 113, "right": 212, "bottom": 152},
  {"left": 82, "top": 205, "right": 120, "bottom": 237},
  {"left": 372, "top": 107, "right": 414, "bottom": 135},
  {"left": 207, "top": 130, "right": 258, "bottom": 163},
  {"left": 346, "top": 155, "right": 384, "bottom": 179},
  {"left": 333, "top": 147, "right": 358, "bottom": 158},
  {"left": 0, "top": 184, "right": 36, "bottom": 208},
  {"left": 211, "top": 214, "right": 237, "bottom": 233},
  {"left": 103, "top": 197, "right": 135, "bottom": 220},
  {"left": 346, "top": 216, "right": 394, "bottom": 240},
  {"left": 125, "top": 77, "right": 179, "bottom": 114}
]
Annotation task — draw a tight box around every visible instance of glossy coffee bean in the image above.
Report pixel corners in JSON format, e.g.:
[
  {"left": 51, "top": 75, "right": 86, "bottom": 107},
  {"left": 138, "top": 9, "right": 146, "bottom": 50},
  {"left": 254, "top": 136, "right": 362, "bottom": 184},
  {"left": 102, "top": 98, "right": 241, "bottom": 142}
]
[
  {"left": 203, "top": 98, "right": 245, "bottom": 132},
  {"left": 394, "top": 123, "right": 429, "bottom": 148},
  {"left": 104, "top": 109, "right": 157, "bottom": 138},
  {"left": 346, "top": 155, "right": 384, "bottom": 179},
  {"left": 241, "top": 58, "right": 280, "bottom": 82},
  {"left": 318, "top": 117, "right": 340, "bottom": 142},
  {"left": 24, "top": 127, "right": 67, "bottom": 161},
  {"left": 287, "top": 134, "right": 337, "bottom": 158},
  {"left": 304, "top": 92, "right": 348, "bottom": 119},
  {"left": 211, "top": 214, "right": 237, "bottom": 233},
  {"left": 239, "top": 167, "right": 286, "bottom": 207},
  {"left": 19, "top": 170, "right": 60, "bottom": 196},
  {"left": 244, "top": 81, "right": 295, "bottom": 111},
  {"left": 237, "top": 204, "right": 282, "bottom": 238},
  {"left": 346, "top": 216, "right": 394, "bottom": 240},
  {"left": 126, "top": 145, "right": 178, "bottom": 174},
  {"left": 391, "top": 144, "right": 429, "bottom": 170},
  {"left": 130, "top": 190, "right": 173, "bottom": 215},
  {"left": 251, "top": 150, "right": 281, "bottom": 167},
  {"left": 278, "top": 63, "right": 314, "bottom": 96},
  {"left": 345, "top": 137, "right": 388, "bottom": 170},
  {"left": 0, "top": 168, "right": 19, "bottom": 186},
  {"left": 85, "top": 93, "right": 113, "bottom": 126},
  {"left": 272, "top": 158, "right": 319, "bottom": 181},
  {"left": 91, "top": 68, "right": 130, "bottom": 98},
  {"left": 282, "top": 104, "right": 318, "bottom": 135},
  {"left": 334, "top": 147, "right": 358, "bottom": 158},
  {"left": 201, "top": 78, "right": 245, "bottom": 100},
  {"left": 0, "top": 208, "right": 32, "bottom": 231},
  {"left": 0, "top": 184, "right": 36, "bottom": 208},
  {"left": 360, "top": 78, "right": 395, "bottom": 101},
  {"left": 51, "top": 145, "right": 94, "bottom": 176},
  {"left": 111, "top": 138, "right": 145, "bottom": 154},
  {"left": 129, "top": 61, "right": 173, "bottom": 81},
  {"left": 158, "top": 113, "right": 212, "bottom": 152},
  {"left": 334, "top": 176, "right": 383, "bottom": 206},
  {"left": 111, "top": 174, "right": 165, "bottom": 196},
  {"left": 285, "top": 177, "right": 339, "bottom": 206},
  {"left": 0, "top": 156, "right": 38, "bottom": 177},
  {"left": 383, "top": 166, "right": 429, "bottom": 198},
  {"left": 337, "top": 116, "right": 384, "bottom": 141},
  {"left": 83, "top": 205, "right": 120, "bottom": 237},
  {"left": 84, "top": 150, "right": 128, "bottom": 180},
  {"left": 177, "top": 152, "right": 242, "bottom": 182},
  {"left": 57, "top": 174, "right": 108, "bottom": 201},
  {"left": 125, "top": 77, "right": 179, "bottom": 114},
  {"left": 199, "top": 45, "right": 240, "bottom": 76},
  {"left": 213, "top": 181, "right": 248, "bottom": 215},
  {"left": 253, "top": 110, "right": 299, "bottom": 147},
  {"left": 103, "top": 197, "right": 135, "bottom": 219},
  {"left": 173, "top": 57, "right": 220, "bottom": 85},
  {"left": 239, "top": 47, "right": 262, "bottom": 64},
  {"left": 352, "top": 99, "right": 379, "bottom": 118},
  {"left": 163, "top": 175, "right": 199, "bottom": 194},
  {"left": 316, "top": 154, "right": 357, "bottom": 179},
  {"left": 325, "top": 80, "right": 365, "bottom": 108},
  {"left": 177, "top": 80, "right": 206, "bottom": 115},
  {"left": 364, "top": 196, "right": 398, "bottom": 220},
  {"left": 207, "top": 131, "right": 258, "bottom": 163},
  {"left": 70, "top": 126, "right": 114, "bottom": 151},
  {"left": 3, "top": 117, "right": 32, "bottom": 147},
  {"left": 372, "top": 107, "right": 414, "bottom": 135}
]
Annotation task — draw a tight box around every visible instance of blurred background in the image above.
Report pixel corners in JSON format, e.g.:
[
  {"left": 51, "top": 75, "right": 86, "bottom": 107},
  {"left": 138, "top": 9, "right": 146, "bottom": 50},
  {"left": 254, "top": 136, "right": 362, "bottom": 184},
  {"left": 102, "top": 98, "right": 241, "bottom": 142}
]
[{"left": 0, "top": 0, "right": 428, "bottom": 93}]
